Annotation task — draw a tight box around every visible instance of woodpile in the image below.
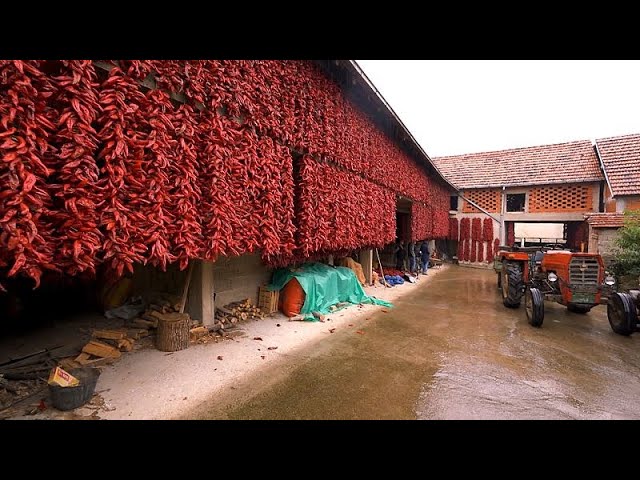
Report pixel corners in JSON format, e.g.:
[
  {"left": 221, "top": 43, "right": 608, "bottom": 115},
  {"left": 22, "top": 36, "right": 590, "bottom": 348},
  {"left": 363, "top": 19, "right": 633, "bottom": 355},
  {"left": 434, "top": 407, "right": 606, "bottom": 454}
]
[
  {"left": 187, "top": 298, "right": 267, "bottom": 345},
  {"left": 214, "top": 298, "right": 265, "bottom": 330},
  {"left": 69, "top": 292, "right": 192, "bottom": 364}
]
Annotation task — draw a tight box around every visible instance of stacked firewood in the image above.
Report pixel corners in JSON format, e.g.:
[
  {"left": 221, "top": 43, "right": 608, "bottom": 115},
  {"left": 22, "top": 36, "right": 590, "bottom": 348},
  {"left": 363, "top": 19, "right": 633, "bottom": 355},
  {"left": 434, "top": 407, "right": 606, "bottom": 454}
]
[
  {"left": 187, "top": 299, "right": 266, "bottom": 345},
  {"left": 215, "top": 299, "right": 265, "bottom": 328}
]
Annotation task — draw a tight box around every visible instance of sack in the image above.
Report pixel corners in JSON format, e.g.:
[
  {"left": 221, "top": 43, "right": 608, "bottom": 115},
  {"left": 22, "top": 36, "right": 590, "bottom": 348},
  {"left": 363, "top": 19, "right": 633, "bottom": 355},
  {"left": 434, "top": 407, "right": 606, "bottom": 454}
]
[{"left": 280, "top": 278, "right": 306, "bottom": 317}]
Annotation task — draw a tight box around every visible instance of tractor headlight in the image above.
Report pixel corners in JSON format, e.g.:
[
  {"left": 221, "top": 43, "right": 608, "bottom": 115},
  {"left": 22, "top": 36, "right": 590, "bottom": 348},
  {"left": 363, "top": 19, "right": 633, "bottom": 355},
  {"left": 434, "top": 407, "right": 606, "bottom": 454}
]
[
  {"left": 548, "top": 272, "right": 558, "bottom": 282},
  {"left": 604, "top": 275, "right": 616, "bottom": 286}
]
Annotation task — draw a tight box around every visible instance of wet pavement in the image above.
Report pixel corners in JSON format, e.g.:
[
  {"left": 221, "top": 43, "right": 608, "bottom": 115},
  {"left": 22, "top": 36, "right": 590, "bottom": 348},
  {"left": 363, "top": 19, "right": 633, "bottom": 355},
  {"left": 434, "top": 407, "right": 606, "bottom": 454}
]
[{"left": 183, "top": 266, "right": 640, "bottom": 419}]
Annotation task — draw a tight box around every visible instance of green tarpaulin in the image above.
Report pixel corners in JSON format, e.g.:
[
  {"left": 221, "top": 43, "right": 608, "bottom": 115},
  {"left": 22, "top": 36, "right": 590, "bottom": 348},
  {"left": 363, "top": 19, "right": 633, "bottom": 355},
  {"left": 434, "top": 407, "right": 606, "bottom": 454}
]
[{"left": 269, "top": 262, "right": 393, "bottom": 320}]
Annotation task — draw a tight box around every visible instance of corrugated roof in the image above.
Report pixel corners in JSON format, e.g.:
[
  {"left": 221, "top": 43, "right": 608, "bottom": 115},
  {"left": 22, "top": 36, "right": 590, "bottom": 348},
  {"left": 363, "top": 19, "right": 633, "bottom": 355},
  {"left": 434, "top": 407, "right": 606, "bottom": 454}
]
[
  {"left": 595, "top": 133, "right": 640, "bottom": 196},
  {"left": 433, "top": 140, "right": 603, "bottom": 189},
  {"left": 584, "top": 213, "right": 625, "bottom": 228}
]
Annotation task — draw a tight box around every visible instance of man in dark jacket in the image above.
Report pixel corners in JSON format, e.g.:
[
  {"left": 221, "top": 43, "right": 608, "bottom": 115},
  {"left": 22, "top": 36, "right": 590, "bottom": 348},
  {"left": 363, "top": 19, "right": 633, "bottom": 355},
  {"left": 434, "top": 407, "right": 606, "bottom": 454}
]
[
  {"left": 419, "top": 240, "right": 430, "bottom": 274},
  {"left": 407, "top": 241, "right": 416, "bottom": 274},
  {"left": 395, "top": 240, "right": 406, "bottom": 271}
]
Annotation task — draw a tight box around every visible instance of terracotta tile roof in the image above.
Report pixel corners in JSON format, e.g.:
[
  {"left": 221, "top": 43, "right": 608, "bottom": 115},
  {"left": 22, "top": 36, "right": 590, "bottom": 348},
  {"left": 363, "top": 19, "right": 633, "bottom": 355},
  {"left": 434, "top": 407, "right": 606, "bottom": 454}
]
[
  {"left": 584, "top": 213, "right": 625, "bottom": 228},
  {"left": 433, "top": 140, "right": 603, "bottom": 189},
  {"left": 595, "top": 133, "right": 640, "bottom": 196}
]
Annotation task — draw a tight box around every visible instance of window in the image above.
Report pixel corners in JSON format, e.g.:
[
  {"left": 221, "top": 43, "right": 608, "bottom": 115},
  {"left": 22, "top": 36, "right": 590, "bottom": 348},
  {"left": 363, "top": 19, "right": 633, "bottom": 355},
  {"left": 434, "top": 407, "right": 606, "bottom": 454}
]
[
  {"left": 506, "top": 193, "right": 526, "bottom": 212},
  {"left": 450, "top": 195, "right": 459, "bottom": 211}
]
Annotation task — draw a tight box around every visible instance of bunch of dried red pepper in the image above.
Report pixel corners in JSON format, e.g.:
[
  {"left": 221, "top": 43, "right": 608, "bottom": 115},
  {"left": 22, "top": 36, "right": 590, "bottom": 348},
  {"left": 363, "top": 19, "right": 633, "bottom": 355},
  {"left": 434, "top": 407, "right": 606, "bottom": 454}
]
[
  {"left": 449, "top": 218, "right": 459, "bottom": 241},
  {"left": 295, "top": 155, "right": 395, "bottom": 260},
  {"left": 410, "top": 203, "right": 432, "bottom": 241},
  {"left": 1, "top": 60, "right": 450, "bottom": 288}
]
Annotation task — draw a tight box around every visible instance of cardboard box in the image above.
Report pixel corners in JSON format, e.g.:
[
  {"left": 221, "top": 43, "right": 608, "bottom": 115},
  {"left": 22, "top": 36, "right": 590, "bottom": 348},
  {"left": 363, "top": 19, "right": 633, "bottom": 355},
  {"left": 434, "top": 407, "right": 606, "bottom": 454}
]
[{"left": 48, "top": 366, "right": 80, "bottom": 387}]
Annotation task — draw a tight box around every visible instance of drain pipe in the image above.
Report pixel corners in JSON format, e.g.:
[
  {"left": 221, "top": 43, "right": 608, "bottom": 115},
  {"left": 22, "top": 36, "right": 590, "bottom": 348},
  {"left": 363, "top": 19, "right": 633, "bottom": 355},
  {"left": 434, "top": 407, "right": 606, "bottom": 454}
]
[
  {"left": 457, "top": 192, "right": 501, "bottom": 225},
  {"left": 457, "top": 190, "right": 503, "bottom": 248},
  {"left": 594, "top": 141, "right": 614, "bottom": 205}
]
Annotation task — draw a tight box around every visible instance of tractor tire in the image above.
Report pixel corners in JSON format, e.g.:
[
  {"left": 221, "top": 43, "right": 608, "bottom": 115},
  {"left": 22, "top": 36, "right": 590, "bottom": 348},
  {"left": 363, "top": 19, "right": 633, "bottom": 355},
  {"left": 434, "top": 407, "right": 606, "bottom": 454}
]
[
  {"left": 525, "top": 287, "right": 545, "bottom": 327},
  {"left": 501, "top": 260, "right": 524, "bottom": 308},
  {"left": 497, "top": 272, "right": 502, "bottom": 290},
  {"left": 567, "top": 303, "right": 592, "bottom": 314},
  {"left": 607, "top": 292, "right": 637, "bottom": 336}
]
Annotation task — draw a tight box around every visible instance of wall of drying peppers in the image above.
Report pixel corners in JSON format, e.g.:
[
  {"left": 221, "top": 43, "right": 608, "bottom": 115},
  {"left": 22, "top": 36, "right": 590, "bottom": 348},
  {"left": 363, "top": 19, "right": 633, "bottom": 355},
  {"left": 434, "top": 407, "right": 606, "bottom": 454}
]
[
  {"left": 120, "top": 60, "right": 444, "bottom": 205},
  {"left": 292, "top": 155, "right": 395, "bottom": 264},
  {"left": 0, "top": 60, "right": 450, "bottom": 289},
  {"left": 410, "top": 203, "right": 432, "bottom": 241},
  {"left": 448, "top": 218, "right": 459, "bottom": 241},
  {"left": 455, "top": 215, "right": 497, "bottom": 263}
]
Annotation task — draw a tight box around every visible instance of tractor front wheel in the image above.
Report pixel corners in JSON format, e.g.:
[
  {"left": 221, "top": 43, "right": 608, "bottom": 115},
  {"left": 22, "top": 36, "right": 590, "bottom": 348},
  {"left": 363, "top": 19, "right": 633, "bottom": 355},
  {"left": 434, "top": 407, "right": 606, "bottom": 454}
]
[
  {"left": 501, "top": 260, "right": 524, "bottom": 308},
  {"left": 525, "top": 287, "right": 545, "bottom": 327},
  {"left": 607, "top": 292, "right": 637, "bottom": 336},
  {"left": 567, "top": 303, "right": 592, "bottom": 314}
]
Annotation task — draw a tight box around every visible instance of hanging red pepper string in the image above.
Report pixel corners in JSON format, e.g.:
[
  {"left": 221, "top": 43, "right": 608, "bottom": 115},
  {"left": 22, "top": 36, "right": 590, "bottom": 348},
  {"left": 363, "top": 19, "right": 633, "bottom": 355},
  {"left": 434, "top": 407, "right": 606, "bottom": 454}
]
[{"left": 1, "top": 60, "right": 451, "bottom": 286}]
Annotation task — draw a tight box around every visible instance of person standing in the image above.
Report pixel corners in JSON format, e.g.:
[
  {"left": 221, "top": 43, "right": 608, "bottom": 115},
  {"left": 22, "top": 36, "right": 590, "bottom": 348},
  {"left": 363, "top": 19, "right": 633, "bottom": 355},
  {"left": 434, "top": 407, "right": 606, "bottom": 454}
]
[
  {"left": 407, "top": 241, "right": 416, "bottom": 274},
  {"left": 395, "top": 240, "right": 406, "bottom": 271},
  {"left": 419, "top": 240, "right": 431, "bottom": 274}
]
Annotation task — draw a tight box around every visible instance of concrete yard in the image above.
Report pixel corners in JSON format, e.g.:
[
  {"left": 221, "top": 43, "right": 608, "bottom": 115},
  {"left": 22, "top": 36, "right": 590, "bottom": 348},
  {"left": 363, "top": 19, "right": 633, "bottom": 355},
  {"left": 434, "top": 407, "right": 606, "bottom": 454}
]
[{"left": 4, "top": 267, "right": 446, "bottom": 420}]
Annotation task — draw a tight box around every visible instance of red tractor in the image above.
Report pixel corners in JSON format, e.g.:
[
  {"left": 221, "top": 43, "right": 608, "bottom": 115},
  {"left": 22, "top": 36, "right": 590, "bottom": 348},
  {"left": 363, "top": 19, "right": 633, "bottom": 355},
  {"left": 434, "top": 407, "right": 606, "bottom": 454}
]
[{"left": 494, "top": 246, "right": 618, "bottom": 330}]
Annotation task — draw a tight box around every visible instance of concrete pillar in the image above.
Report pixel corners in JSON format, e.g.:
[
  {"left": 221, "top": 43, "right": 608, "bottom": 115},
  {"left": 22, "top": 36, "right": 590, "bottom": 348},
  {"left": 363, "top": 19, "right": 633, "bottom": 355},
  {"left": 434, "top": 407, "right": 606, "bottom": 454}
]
[
  {"left": 200, "top": 261, "right": 215, "bottom": 326},
  {"left": 361, "top": 249, "right": 373, "bottom": 286},
  {"left": 186, "top": 260, "right": 215, "bottom": 326}
]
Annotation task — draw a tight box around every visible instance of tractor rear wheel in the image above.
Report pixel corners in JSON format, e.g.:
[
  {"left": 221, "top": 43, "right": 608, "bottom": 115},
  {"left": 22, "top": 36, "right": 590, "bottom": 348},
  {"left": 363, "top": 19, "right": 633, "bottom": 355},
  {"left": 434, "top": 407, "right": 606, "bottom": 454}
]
[
  {"left": 607, "top": 292, "right": 637, "bottom": 336},
  {"left": 567, "top": 303, "right": 592, "bottom": 314},
  {"left": 525, "top": 287, "right": 545, "bottom": 327},
  {"left": 501, "top": 260, "right": 524, "bottom": 308}
]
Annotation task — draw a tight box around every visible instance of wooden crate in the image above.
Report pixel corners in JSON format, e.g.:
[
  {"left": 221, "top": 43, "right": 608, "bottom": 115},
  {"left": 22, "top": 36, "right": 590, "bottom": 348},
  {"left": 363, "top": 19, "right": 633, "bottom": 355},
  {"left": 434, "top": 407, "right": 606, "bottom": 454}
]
[{"left": 258, "top": 286, "right": 279, "bottom": 314}]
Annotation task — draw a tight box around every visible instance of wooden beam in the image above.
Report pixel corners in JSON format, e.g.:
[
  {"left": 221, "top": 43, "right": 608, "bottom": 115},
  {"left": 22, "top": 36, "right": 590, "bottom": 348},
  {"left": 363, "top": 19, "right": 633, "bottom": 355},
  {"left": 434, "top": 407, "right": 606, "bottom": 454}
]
[{"left": 179, "top": 261, "right": 195, "bottom": 314}]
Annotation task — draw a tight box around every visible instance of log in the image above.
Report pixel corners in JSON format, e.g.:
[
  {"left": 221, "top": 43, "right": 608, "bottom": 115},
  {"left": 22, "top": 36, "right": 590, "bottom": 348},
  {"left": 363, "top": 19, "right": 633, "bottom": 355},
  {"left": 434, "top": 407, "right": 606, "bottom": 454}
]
[
  {"left": 133, "top": 318, "right": 157, "bottom": 329},
  {"left": 2, "top": 371, "right": 48, "bottom": 380},
  {"left": 156, "top": 316, "right": 190, "bottom": 352},
  {"left": 82, "top": 340, "right": 122, "bottom": 359},
  {"left": 141, "top": 313, "right": 162, "bottom": 325},
  {"left": 189, "top": 326, "right": 208, "bottom": 342},
  {"left": 74, "top": 352, "right": 116, "bottom": 367},
  {"left": 0, "top": 377, "right": 18, "bottom": 393},
  {"left": 149, "top": 303, "right": 167, "bottom": 313},
  {"left": 126, "top": 328, "right": 149, "bottom": 340},
  {"left": 74, "top": 353, "right": 92, "bottom": 364},
  {"left": 58, "top": 358, "right": 82, "bottom": 371},
  {"left": 96, "top": 338, "right": 120, "bottom": 348},
  {"left": 118, "top": 338, "right": 135, "bottom": 352},
  {"left": 216, "top": 306, "right": 234, "bottom": 316},
  {"left": 206, "top": 324, "right": 224, "bottom": 333},
  {"left": 149, "top": 311, "right": 190, "bottom": 322}
]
